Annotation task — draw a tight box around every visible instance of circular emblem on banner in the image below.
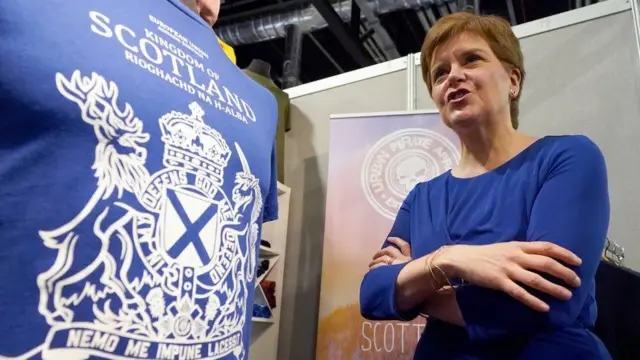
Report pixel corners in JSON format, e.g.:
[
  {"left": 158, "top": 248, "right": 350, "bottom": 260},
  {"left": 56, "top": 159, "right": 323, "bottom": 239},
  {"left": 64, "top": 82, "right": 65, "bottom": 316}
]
[{"left": 361, "top": 128, "right": 460, "bottom": 219}]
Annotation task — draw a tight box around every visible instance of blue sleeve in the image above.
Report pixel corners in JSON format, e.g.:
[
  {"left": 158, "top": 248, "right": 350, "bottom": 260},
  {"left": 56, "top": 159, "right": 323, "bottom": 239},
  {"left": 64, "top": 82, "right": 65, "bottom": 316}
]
[
  {"left": 263, "top": 140, "right": 279, "bottom": 223},
  {"left": 359, "top": 186, "right": 423, "bottom": 321},
  {"left": 456, "top": 136, "right": 610, "bottom": 340}
]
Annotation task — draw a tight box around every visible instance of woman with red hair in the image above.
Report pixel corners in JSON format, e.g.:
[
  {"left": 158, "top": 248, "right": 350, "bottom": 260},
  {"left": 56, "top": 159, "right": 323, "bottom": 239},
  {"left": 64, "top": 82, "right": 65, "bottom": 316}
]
[{"left": 360, "top": 12, "right": 611, "bottom": 360}]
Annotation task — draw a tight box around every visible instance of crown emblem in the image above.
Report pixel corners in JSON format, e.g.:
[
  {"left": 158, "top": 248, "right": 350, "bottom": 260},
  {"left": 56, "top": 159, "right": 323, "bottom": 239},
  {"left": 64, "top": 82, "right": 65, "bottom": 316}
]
[{"left": 159, "top": 102, "right": 231, "bottom": 186}]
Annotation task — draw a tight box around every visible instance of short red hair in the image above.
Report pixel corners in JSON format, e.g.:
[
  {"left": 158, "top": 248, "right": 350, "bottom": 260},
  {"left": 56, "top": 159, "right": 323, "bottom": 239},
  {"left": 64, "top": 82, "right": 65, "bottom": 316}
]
[{"left": 420, "top": 12, "right": 525, "bottom": 129}]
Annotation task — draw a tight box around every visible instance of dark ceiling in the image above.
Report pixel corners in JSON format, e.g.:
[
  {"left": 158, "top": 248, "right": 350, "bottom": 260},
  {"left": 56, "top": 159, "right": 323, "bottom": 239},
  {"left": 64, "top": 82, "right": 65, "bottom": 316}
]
[{"left": 214, "top": 0, "right": 597, "bottom": 88}]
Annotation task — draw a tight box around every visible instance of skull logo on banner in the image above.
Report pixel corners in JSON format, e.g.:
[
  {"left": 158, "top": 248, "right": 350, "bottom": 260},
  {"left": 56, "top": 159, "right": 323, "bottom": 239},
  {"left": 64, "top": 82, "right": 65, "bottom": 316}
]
[{"left": 395, "top": 156, "right": 435, "bottom": 193}]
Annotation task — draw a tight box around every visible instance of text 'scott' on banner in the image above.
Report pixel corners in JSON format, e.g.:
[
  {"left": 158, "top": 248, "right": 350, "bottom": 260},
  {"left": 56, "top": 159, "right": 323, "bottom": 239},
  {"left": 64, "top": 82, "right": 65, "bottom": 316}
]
[{"left": 316, "top": 111, "right": 460, "bottom": 360}]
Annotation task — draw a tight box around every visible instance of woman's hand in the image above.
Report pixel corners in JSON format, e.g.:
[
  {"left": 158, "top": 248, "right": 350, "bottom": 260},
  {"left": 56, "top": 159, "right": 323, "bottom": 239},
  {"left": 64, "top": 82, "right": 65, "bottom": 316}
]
[
  {"left": 438, "top": 242, "right": 583, "bottom": 312},
  {"left": 370, "top": 239, "right": 464, "bottom": 325},
  {"left": 369, "top": 237, "right": 412, "bottom": 269}
]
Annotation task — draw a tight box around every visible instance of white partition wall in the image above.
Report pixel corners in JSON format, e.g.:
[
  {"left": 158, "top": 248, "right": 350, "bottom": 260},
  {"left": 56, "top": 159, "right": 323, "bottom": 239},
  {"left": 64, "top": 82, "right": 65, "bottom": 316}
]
[
  {"left": 279, "top": 1, "right": 640, "bottom": 359},
  {"left": 277, "top": 60, "right": 408, "bottom": 360}
]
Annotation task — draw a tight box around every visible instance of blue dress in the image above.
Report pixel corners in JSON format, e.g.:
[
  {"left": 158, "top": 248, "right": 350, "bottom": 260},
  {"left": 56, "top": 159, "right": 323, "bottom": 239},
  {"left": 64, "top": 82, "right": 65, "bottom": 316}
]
[
  {"left": 360, "top": 135, "right": 612, "bottom": 360},
  {"left": 0, "top": 1, "right": 279, "bottom": 359}
]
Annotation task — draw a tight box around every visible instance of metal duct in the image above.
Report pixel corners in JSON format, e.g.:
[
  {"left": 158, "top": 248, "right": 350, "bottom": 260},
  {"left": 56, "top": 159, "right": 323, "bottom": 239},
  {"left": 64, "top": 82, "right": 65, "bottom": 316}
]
[
  {"left": 354, "top": 0, "right": 401, "bottom": 59},
  {"left": 283, "top": 24, "right": 304, "bottom": 88},
  {"left": 457, "top": 0, "right": 477, "bottom": 13},
  {"left": 216, "top": 0, "right": 436, "bottom": 46}
]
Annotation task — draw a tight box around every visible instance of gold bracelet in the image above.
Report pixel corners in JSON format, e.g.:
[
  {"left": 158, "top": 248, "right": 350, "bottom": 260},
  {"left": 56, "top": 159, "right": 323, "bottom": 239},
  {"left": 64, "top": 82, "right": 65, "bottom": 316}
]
[
  {"left": 425, "top": 247, "right": 440, "bottom": 291},
  {"left": 424, "top": 248, "right": 439, "bottom": 291},
  {"left": 434, "top": 264, "right": 455, "bottom": 291},
  {"left": 425, "top": 246, "right": 455, "bottom": 293}
]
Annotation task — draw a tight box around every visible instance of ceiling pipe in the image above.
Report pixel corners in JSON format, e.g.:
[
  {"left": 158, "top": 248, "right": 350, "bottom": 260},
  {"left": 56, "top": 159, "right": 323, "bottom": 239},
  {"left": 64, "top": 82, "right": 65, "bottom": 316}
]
[
  {"left": 506, "top": 0, "right": 517, "bottom": 25},
  {"left": 283, "top": 24, "right": 304, "bottom": 88},
  {"left": 354, "top": 0, "right": 401, "bottom": 59},
  {"left": 216, "top": 0, "right": 437, "bottom": 46}
]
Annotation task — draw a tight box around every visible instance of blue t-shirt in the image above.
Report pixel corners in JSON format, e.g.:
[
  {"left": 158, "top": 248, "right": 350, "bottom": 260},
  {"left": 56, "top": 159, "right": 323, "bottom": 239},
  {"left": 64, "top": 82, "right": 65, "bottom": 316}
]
[
  {"left": 360, "top": 135, "right": 612, "bottom": 359},
  {"left": 0, "top": 1, "right": 279, "bottom": 359}
]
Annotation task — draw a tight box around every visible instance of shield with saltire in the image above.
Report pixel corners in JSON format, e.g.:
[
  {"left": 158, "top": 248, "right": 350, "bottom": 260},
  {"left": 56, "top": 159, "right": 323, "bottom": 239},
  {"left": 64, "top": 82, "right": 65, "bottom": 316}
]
[{"left": 160, "top": 187, "right": 221, "bottom": 270}]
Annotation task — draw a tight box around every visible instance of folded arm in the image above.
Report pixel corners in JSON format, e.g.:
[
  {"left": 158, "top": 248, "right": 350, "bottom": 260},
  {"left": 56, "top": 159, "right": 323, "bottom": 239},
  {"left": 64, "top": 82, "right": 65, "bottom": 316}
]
[
  {"left": 359, "top": 186, "right": 449, "bottom": 321},
  {"left": 456, "top": 137, "right": 610, "bottom": 340}
]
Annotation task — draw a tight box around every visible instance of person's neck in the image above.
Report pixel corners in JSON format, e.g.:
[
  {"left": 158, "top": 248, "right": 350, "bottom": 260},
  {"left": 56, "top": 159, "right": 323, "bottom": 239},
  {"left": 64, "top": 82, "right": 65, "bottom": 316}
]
[{"left": 453, "top": 116, "right": 535, "bottom": 178}]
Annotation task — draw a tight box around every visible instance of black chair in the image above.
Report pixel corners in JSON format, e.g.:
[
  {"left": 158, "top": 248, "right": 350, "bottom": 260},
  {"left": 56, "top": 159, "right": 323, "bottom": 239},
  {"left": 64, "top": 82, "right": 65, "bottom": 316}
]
[{"left": 593, "top": 260, "right": 640, "bottom": 360}]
